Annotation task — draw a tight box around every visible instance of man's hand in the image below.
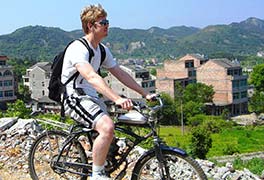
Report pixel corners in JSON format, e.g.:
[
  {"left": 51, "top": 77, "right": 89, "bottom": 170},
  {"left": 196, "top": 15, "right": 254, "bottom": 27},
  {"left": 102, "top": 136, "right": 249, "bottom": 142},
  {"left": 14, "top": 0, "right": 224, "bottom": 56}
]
[
  {"left": 145, "top": 93, "right": 158, "bottom": 101},
  {"left": 115, "top": 98, "right": 133, "bottom": 110}
]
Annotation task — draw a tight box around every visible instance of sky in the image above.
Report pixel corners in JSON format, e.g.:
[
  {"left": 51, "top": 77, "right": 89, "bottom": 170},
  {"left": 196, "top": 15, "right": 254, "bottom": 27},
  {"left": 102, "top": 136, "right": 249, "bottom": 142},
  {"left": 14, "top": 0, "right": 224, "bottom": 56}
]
[{"left": 1, "top": 0, "right": 264, "bottom": 35}]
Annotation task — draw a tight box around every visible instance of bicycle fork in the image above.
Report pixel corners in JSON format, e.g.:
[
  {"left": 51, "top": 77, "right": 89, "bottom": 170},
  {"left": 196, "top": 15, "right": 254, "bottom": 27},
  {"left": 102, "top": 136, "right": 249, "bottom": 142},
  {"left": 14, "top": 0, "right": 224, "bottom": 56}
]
[{"left": 153, "top": 137, "right": 171, "bottom": 180}]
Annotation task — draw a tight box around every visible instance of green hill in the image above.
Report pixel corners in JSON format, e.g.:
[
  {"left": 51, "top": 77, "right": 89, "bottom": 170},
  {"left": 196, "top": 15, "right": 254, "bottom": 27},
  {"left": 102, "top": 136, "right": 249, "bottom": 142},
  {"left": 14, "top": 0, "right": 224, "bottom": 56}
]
[{"left": 0, "top": 17, "right": 263, "bottom": 61}]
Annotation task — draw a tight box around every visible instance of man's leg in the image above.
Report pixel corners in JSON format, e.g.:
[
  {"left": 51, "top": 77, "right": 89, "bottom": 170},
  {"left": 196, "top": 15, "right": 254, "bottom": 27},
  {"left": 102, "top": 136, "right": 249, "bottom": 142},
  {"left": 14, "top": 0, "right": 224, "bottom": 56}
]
[{"left": 93, "top": 115, "right": 114, "bottom": 173}]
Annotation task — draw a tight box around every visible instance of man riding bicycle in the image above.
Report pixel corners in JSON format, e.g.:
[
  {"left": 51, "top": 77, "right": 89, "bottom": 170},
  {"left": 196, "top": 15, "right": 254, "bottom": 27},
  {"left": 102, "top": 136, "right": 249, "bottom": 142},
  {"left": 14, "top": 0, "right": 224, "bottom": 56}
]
[{"left": 61, "top": 4, "right": 155, "bottom": 180}]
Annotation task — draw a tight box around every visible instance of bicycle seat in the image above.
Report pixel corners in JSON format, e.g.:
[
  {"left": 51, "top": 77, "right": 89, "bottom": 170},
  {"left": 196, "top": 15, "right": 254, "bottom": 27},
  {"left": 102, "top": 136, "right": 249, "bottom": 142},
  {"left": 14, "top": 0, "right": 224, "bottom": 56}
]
[{"left": 117, "top": 110, "right": 147, "bottom": 125}]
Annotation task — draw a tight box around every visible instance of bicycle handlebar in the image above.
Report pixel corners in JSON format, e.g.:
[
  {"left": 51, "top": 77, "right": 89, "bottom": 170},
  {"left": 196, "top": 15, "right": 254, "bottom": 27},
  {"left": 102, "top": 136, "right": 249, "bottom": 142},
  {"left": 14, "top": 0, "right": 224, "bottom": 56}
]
[{"left": 132, "top": 94, "right": 163, "bottom": 114}]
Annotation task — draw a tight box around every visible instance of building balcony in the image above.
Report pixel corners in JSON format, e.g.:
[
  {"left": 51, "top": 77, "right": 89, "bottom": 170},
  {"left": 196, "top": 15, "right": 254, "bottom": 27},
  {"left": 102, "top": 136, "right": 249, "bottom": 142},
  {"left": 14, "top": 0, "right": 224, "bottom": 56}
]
[{"left": 0, "top": 95, "right": 17, "bottom": 102}]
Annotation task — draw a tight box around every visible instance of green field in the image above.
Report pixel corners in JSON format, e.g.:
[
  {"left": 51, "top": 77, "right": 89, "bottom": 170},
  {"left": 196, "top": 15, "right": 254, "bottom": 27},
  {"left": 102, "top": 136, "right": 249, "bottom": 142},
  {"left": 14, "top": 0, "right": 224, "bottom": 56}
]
[{"left": 158, "top": 125, "right": 264, "bottom": 158}]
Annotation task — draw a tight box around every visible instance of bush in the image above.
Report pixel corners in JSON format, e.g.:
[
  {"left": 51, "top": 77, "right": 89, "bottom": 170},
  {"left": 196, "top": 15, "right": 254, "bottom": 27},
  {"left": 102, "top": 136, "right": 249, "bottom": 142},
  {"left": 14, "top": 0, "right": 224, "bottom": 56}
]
[
  {"left": 188, "top": 125, "right": 212, "bottom": 159},
  {"left": 188, "top": 114, "right": 235, "bottom": 133},
  {"left": 233, "top": 157, "right": 264, "bottom": 176},
  {"left": 5, "top": 100, "right": 31, "bottom": 119},
  {"left": 222, "top": 144, "right": 240, "bottom": 155}
]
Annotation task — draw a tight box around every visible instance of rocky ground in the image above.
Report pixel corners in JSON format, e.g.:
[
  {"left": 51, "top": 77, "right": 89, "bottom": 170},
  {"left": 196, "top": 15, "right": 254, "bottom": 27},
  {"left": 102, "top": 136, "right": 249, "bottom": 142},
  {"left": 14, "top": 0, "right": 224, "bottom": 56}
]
[{"left": 0, "top": 117, "right": 263, "bottom": 180}]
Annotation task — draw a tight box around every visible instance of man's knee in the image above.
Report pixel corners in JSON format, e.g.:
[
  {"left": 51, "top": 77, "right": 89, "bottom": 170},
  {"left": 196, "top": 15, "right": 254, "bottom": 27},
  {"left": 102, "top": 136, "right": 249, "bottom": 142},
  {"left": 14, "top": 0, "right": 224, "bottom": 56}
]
[{"left": 95, "top": 116, "right": 114, "bottom": 138}]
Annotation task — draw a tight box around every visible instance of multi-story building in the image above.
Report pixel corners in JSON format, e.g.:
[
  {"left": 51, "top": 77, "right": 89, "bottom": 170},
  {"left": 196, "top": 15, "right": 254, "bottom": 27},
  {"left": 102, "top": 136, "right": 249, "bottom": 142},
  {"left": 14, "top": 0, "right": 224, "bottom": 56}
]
[
  {"left": 23, "top": 62, "right": 51, "bottom": 100},
  {"left": 156, "top": 54, "right": 248, "bottom": 116},
  {"left": 0, "top": 56, "right": 17, "bottom": 109},
  {"left": 197, "top": 58, "right": 248, "bottom": 116},
  {"left": 156, "top": 54, "right": 208, "bottom": 98},
  {"left": 104, "top": 65, "right": 156, "bottom": 99},
  {"left": 23, "top": 62, "right": 59, "bottom": 112}
]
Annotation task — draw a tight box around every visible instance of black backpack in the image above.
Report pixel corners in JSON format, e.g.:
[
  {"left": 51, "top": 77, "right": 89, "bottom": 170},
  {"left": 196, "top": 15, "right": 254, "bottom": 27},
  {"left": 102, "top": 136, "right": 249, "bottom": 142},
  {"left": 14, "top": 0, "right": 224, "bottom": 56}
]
[{"left": 48, "top": 37, "right": 106, "bottom": 103}]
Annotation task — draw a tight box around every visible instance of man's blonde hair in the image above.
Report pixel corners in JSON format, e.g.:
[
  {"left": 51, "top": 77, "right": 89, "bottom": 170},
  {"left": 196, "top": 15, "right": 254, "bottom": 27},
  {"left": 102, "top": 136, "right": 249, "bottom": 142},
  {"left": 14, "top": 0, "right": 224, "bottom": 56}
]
[{"left": 80, "top": 4, "right": 107, "bottom": 34}]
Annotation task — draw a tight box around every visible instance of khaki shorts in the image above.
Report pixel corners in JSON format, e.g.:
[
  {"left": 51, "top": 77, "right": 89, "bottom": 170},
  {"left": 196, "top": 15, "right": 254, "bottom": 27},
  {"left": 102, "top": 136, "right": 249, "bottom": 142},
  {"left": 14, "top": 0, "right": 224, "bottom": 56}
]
[{"left": 64, "top": 93, "right": 108, "bottom": 129}]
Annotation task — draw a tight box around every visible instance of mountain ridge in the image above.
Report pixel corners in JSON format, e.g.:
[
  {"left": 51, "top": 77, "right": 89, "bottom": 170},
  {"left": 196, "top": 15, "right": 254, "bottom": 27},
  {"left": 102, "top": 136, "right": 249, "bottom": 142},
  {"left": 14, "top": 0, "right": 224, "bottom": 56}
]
[{"left": 0, "top": 17, "right": 263, "bottom": 61}]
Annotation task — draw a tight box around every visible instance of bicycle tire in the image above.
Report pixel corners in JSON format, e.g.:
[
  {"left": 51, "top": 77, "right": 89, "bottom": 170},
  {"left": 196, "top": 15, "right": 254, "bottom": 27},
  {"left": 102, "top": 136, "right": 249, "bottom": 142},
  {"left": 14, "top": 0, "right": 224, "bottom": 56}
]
[
  {"left": 28, "top": 130, "right": 88, "bottom": 180},
  {"left": 131, "top": 149, "right": 207, "bottom": 180}
]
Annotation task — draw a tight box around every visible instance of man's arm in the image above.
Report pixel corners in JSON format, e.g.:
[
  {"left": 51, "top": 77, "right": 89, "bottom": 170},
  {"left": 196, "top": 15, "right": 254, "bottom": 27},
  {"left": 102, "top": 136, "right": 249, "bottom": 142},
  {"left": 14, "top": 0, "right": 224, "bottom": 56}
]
[
  {"left": 108, "top": 65, "right": 148, "bottom": 97},
  {"left": 75, "top": 63, "right": 132, "bottom": 109}
]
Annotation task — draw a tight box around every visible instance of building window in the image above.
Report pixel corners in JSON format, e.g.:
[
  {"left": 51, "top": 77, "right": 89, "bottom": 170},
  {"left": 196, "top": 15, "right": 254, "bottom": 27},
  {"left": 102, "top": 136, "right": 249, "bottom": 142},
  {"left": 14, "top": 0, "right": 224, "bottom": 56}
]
[
  {"left": 0, "top": 91, "right": 3, "bottom": 97},
  {"left": 42, "top": 82, "right": 45, "bottom": 87},
  {"left": 136, "top": 72, "right": 149, "bottom": 80},
  {"left": 42, "top": 90, "right": 45, "bottom": 96},
  {"left": 149, "top": 80, "right": 155, "bottom": 87},
  {"left": 3, "top": 70, "right": 12, "bottom": 76},
  {"left": 227, "top": 69, "right": 232, "bottom": 75},
  {"left": 185, "top": 60, "right": 194, "bottom": 68},
  {"left": 228, "top": 68, "right": 242, "bottom": 76},
  {"left": 241, "top": 91, "right": 247, "bottom": 98},
  {"left": 0, "top": 60, "right": 6, "bottom": 65},
  {"left": 232, "top": 80, "right": 239, "bottom": 88},
  {"left": 0, "top": 81, "right": 2, "bottom": 87},
  {"left": 4, "top": 90, "right": 13, "bottom": 97},
  {"left": 188, "top": 70, "right": 196, "bottom": 77},
  {"left": 142, "top": 82, "right": 148, "bottom": 88},
  {"left": 188, "top": 79, "right": 196, "bottom": 84},
  {"left": 240, "top": 79, "right": 247, "bottom": 87},
  {"left": 233, "top": 92, "right": 240, "bottom": 100},
  {"left": 4, "top": 80, "right": 12, "bottom": 86}
]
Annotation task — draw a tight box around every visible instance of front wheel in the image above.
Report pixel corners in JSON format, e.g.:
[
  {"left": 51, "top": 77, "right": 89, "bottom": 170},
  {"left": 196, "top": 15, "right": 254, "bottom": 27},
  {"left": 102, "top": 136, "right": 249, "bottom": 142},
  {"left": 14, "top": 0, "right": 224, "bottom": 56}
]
[
  {"left": 131, "top": 149, "right": 207, "bottom": 180},
  {"left": 28, "top": 130, "right": 88, "bottom": 180}
]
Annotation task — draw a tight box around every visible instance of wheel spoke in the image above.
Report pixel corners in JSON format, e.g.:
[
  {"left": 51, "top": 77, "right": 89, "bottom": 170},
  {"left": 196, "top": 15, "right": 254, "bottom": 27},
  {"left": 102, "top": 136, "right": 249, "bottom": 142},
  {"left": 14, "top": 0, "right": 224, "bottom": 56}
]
[
  {"left": 132, "top": 150, "right": 207, "bottom": 180},
  {"left": 28, "top": 130, "right": 89, "bottom": 180}
]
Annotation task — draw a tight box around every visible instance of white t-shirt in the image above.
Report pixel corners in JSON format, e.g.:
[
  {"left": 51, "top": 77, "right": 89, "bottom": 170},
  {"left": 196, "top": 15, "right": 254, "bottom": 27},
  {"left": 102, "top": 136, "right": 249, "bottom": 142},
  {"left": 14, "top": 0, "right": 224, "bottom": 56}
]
[{"left": 61, "top": 38, "right": 117, "bottom": 97}]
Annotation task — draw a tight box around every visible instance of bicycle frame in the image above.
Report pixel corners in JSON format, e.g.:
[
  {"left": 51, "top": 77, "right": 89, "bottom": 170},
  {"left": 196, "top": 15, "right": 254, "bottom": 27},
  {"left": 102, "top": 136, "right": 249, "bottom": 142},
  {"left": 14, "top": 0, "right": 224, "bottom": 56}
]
[
  {"left": 50, "top": 122, "right": 173, "bottom": 177},
  {"left": 49, "top": 96, "right": 188, "bottom": 179}
]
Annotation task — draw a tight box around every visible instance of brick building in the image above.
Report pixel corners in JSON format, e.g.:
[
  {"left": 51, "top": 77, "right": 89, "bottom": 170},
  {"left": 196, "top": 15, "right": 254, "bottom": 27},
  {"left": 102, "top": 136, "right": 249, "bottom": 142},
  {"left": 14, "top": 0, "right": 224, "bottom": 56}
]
[
  {"left": 156, "top": 54, "right": 248, "bottom": 116},
  {"left": 197, "top": 58, "right": 248, "bottom": 116},
  {"left": 156, "top": 54, "right": 208, "bottom": 98}
]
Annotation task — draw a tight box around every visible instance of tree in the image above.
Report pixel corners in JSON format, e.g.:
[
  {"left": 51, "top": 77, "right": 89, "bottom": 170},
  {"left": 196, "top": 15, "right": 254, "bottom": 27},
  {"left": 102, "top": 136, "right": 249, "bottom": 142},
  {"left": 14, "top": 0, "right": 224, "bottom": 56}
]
[
  {"left": 249, "top": 91, "right": 264, "bottom": 114},
  {"left": 149, "top": 68, "right": 157, "bottom": 76},
  {"left": 5, "top": 100, "right": 32, "bottom": 119},
  {"left": 250, "top": 64, "right": 264, "bottom": 92},
  {"left": 154, "top": 93, "right": 177, "bottom": 125},
  {"left": 189, "top": 125, "right": 212, "bottom": 159},
  {"left": 17, "top": 84, "right": 31, "bottom": 103},
  {"left": 183, "top": 83, "right": 214, "bottom": 103},
  {"left": 182, "top": 83, "right": 214, "bottom": 119}
]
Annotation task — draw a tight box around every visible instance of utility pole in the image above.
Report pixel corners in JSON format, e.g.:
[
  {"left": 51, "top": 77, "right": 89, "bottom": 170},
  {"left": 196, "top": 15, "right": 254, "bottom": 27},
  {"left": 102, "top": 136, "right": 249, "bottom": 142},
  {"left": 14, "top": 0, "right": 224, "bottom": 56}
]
[{"left": 180, "top": 98, "right": 184, "bottom": 135}]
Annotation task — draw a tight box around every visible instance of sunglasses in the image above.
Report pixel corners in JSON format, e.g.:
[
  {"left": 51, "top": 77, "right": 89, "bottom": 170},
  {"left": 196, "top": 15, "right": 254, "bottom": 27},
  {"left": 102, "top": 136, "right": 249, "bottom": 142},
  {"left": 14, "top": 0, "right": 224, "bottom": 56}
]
[{"left": 97, "top": 19, "right": 109, "bottom": 26}]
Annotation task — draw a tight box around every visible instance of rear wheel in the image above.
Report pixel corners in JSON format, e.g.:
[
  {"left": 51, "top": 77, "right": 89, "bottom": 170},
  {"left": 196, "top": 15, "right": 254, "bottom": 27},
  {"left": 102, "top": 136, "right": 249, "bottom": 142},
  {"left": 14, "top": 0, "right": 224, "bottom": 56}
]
[
  {"left": 131, "top": 149, "right": 207, "bottom": 180},
  {"left": 28, "top": 130, "right": 89, "bottom": 180}
]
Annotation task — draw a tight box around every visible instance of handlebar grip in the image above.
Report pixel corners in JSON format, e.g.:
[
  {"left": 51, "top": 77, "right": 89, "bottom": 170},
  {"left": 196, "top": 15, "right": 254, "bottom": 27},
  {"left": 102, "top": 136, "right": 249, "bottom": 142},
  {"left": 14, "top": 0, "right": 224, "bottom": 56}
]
[{"left": 148, "top": 94, "right": 160, "bottom": 101}]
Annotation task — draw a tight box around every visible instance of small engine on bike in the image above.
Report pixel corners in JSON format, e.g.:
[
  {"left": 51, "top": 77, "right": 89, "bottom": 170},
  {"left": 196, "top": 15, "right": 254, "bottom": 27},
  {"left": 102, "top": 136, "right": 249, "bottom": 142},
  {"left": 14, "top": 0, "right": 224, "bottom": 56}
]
[{"left": 105, "top": 137, "right": 131, "bottom": 171}]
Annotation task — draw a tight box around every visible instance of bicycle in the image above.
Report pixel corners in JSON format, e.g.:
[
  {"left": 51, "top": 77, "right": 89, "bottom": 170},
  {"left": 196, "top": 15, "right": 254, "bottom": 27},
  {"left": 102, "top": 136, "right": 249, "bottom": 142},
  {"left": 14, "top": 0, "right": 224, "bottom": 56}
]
[{"left": 28, "top": 95, "right": 207, "bottom": 180}]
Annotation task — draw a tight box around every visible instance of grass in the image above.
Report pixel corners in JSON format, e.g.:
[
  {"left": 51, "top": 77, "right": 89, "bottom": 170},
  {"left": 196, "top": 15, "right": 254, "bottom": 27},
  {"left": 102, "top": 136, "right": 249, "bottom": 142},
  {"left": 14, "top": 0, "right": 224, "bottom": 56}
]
[
  {"left": 207, "top": 125, "right": 264, "bottom": 157},
  {"left": 158, "top": 126, "right": 191, "bottom": 149},
  {"left": 158, "top": 125, "right": 264, "bottom": 157}
]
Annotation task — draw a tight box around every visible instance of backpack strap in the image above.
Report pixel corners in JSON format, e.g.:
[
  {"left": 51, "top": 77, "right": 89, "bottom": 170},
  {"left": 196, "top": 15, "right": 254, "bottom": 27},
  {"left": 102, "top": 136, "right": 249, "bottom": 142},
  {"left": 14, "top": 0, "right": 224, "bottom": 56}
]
[
  {"left": 79, "top": 37, "right": 94, "bottom": 63},
  {"left": 99, "top": 43, "right": 106, "bottom": 65},
  {"left": 98, "top": 43, "right": 106, "bottom": 76},
  {"left": 61, "top": 38, "right": 95, "bottom": 120}
]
